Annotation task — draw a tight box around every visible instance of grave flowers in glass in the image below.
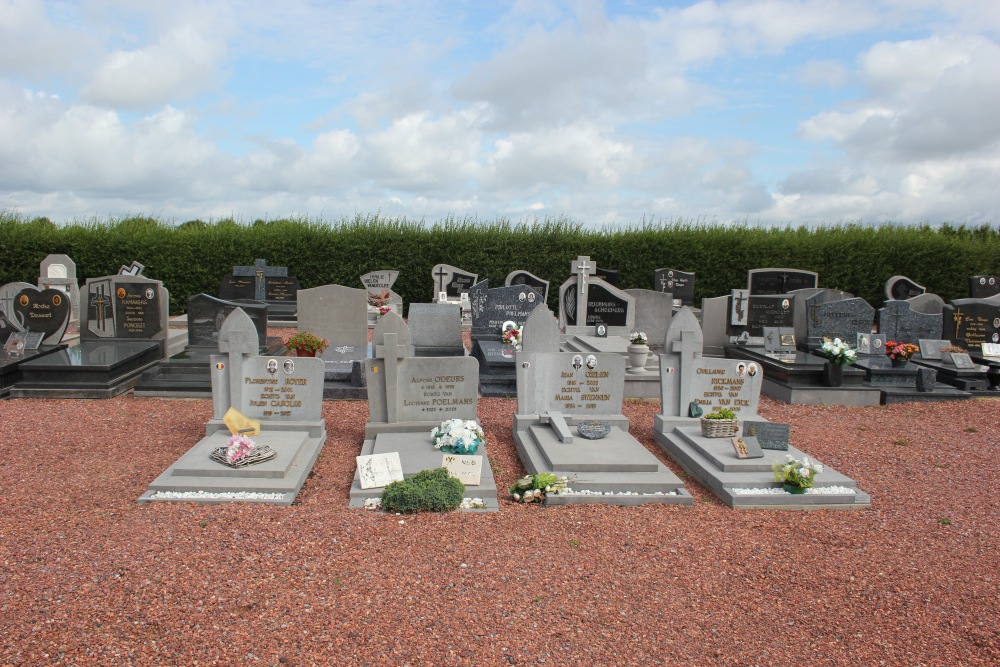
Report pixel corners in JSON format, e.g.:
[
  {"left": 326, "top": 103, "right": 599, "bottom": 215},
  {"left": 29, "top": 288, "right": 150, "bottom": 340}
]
[
  {"left": 629, "top": 331, "right": 648, "bottom": 346},
  {"left": 819, "top": 337, "right": 857, "bottom": 364},
  {"left": 772, "top": 454, "right": 823, "bottom": 491},
  {"left": 509, "top": 472, "right": 570, "bottom": 503},
  {"left": 501, "top": 320, "right": 523, "bottom": 350},
  {"left": 283, "top": 331, "right": 329, "bottom": 356},
  {"left": 431, "top": 418, "right": 485, "bottom": 455},
  {"left": 885, "top": 340, "right": 919, "bottom": 362}
]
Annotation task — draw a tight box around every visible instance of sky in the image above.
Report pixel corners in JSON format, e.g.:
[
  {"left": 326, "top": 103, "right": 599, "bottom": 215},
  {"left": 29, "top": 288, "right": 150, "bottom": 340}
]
[{"left": 1, "top": 0, "right": 999, "bottom": 228}]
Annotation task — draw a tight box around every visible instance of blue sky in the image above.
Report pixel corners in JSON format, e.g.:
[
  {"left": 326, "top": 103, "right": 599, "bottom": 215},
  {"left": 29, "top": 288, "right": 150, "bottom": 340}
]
[{"left": 1, "top": 0, "right": 998, "bottom": 227}]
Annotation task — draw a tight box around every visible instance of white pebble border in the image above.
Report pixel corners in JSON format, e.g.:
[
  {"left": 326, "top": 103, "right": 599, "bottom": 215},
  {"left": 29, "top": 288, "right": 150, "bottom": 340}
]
[
  {"left": 554, "top": 489, "right": 678, "bottom": 497},
  {"left": 730, "top": 486, "right": 856, "bottom": 496},
  {"left": 362, "top": 497, "right": 486, "bottom": 511},
  {"left": 151, "top": 490, "right": 287, "bottom": 501}
]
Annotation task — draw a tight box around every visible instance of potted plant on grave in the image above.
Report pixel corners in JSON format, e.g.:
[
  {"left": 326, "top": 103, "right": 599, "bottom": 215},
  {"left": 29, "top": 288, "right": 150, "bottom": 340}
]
[
  {"left": 885, "top": 340, "right": 919, "bottom": 366},
  {"left": 701, "top": 407, "right": 739, "bottom": 438},
  {"left": 283, "top": 331, "right": 329, "bottom": 357},
  {"left": 773, "top": 454, "right": 824, "bottom": 494},
  {"left": 627, "top": 331, "right": 649, "bottom": 374},
  {"left": 940, "top": 345, "right": 966, "bottom": 365},
  {"left": 817, "top": 337, "right": 857, "bottom": 387}
]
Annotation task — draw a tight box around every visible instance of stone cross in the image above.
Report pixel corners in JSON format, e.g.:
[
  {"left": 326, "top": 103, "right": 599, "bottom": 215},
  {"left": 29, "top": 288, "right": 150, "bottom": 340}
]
[
  {"left": 573, "top": 255, "right": 596, "bottom": 299},
  {"left": 119, "top": 261, "right": 145, "bottom": 276},
  {"left": 435, "top": 266, "right": 450, "bottom": 295},
  {"left": 89, "top": 283, "right": 113, "bottom": 335},
  {"left": 219, "top": 308, "right": 260, "bottom": 410},
  {"left": 673, "top": 329, "right": 703, "bottom": 412},
  {"left": 233, "top": 259, "right": 285, "bottom": 301},
  {"left": 374, "top": 332, "right": 407, "bottom": 423}
]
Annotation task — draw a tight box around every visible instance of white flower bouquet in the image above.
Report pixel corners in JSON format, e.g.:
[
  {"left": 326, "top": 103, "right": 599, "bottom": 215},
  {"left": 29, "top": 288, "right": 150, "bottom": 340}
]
[
  {"left": 819, "top": 337, "right": 857, "bottom": 365},
  {"left": 431, "top": 419, "right": 486, "bottom": 455},
  {"left": 629, "top": 331, "right": 648, "bottom": 345},
  {"left": 501, "top": 320, "right": 523, "bottom": 349},
  {"left": 772, "top": 454, "right": 824, "bottom": 490}
]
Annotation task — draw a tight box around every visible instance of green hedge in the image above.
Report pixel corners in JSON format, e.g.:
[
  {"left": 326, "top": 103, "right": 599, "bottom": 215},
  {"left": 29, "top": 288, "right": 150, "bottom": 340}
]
[{"left": 1, "top": 211, "right": 997, "bottom": 314}]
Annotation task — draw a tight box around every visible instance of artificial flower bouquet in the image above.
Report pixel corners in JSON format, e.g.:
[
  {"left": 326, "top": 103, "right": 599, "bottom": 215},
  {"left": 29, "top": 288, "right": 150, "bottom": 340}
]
[
  {"left": 819, "top": 337, "right": 858, "bottom": 365},
  {"left": 629, "top": 331, "right": 648, "bottom": 345},
  {"left": 431, "top": 419, "right": 486, "bottom": 455},
  {"left": 509, "top": 472, "right": 570, "bottom": 503},
  {"left": 501, "top": 320, "right": 523, "bottom": 349},
  {"left": 885, "top": 340, "right": 919, "bottom": 362},
  {"left": 225, "top": 433, "right": 256, "bottom": 464},
  {"left": 772, "top": 454, "right": 824, "bottom": 490}
]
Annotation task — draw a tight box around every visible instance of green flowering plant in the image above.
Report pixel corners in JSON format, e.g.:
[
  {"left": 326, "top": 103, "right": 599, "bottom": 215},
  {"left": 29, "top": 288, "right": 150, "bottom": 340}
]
[
  {"left": 704, "top": 407, "right": 737, "bottom": 420},
  {"left": 772, "top": 454, "right": 824, "bottom": 489}
]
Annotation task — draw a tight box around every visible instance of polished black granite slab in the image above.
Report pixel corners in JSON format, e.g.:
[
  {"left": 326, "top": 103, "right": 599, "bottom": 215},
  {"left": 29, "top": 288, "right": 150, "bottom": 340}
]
[{"left": 11, "top": 341, "right": 162, "bottom": 398}]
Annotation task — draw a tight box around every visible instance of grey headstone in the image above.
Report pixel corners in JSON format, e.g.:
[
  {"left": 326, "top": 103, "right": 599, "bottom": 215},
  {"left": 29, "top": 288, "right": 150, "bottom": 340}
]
[
  {"left": 790, "top": 288, "right": 854, "bottom": 345},
  {"left": 186, "top": 293, "right": 267, "bottom": 350},
  {"left": 371, "top": 311, "right": 412, "bottom": 356},
  {"left": 683, "top": 357, "right": 763, "bottom": 419},
  {"left": 917, "top": 339, "right": 951, "bottom": 360},
  {"left": 360, "top": 270, "right": 403, "bottom": 307},
  {"left": 521, "top": 307, "right": 561, "bottom": 353},
  {"left": 653, "top": 268, "right": 695, "bottom": 306},
  {"left": 505, "top": 270, "right": 550, "bottom": 302},
  {"left": 217, "top": 308, "right": 260, "bottom": 417},
  {"left": 38, "top": 254, "right": 80, "bottom": 322},
  {"left": 885, "top": 275, "right": 926, "bottom": 301},
  {"left": 559, "top": 276, "right": 634, "bottom": 334},
  {"left": 969, "top": 275, "right": 1000, "bottom": 299},
  {"left": 659, "top": 307, "right": 703, "bottom": 418},
  {"left": 747, "top": 268, "right": 818, "bottom": 295},
  {"left": 409, "top": 302, "right": 464, "bottom": 354},
  {"left": 878, "top": 300, "right": 943, "bottom": 344},
  {"left": 469, "top": 280, "right": 544, "bottom": 340},
  {"left": 805, "top": 296, "right": 875, "bottom": 349},
  {"left": 856, "top": 333, "right": 887, "bottom": 355},
  {"left": 915, "top": 367, "right": 936, "bottom": 392},
  {"left": 238, "top": 354, "right": 325, "bottom": 420},
  {"left": 906, "top": 292, "right": 945, "bottom": 315},
  {"left": 432, "top": 264, "right": 478, "bottom": 299},
  {"left": 700, "top": 295, "right": 730, "bottom": 356},
  {"left": 118, "top": 260, "right": 145, "bottom": 276},
  {"left": 625, "top": 289, "right": 674, "bottom": 351},
  {"left": 516, "top": 351, "right": 625, "bottom": 416},
  {"left": 297, "top": 284, "right": 368, "bottom": 345},
  {"left": 393, "top": 356, "right": 480, "bottom": 422}
]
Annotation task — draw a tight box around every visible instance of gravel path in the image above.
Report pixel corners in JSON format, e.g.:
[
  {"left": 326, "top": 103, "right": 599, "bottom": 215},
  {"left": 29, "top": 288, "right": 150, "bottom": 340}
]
[{"left": 1, "top": 390, "right": 997, "bottom": 666}]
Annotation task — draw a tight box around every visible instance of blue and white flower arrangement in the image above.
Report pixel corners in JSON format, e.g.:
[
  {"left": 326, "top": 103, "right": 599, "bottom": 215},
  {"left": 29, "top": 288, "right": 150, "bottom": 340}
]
[{"left": 431, "top": 419, "right": 486, "bottom": 455}]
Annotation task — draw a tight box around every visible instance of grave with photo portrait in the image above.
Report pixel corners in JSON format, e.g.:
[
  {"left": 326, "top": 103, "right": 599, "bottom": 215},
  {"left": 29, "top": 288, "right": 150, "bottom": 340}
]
[{"left": 469, "top": 279, "right": 545, "bottom": 397}]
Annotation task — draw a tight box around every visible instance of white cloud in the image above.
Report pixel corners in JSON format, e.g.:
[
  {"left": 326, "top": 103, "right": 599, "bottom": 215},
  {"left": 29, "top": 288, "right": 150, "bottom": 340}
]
[{"left": 796, "top": 60, "right": 851, "bottom": 88}]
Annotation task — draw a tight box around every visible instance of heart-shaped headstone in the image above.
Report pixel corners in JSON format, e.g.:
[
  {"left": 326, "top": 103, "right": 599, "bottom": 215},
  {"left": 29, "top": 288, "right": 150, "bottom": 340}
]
[{"left": 12, "top": 287, "right": 70, "bottom": 344}]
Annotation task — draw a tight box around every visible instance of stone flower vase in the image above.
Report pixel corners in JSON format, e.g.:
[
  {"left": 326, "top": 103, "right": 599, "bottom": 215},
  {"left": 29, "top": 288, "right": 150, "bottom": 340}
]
[
  {"left": 627, "top": 343, "right": 649, "bottom": 374},
  {"left": 822, "top": 361, "right": 844, "bottom": 387}
]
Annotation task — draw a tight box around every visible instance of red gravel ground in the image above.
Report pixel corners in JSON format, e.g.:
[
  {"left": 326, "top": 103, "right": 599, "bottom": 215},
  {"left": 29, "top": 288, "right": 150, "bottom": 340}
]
[{"left": 1, "top": 387, "right": 997, "bottom": 665}]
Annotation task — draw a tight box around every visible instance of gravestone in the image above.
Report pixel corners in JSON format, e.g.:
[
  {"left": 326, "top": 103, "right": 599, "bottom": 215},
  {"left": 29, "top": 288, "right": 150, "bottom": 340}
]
[
  {"left": 624, "top": 289, "right": 674, "bottom": 352},
  {"left": 558, "top": 256, "right": 635, "bottom": 336},
  {"left": 220, "top": 259, "right": 300, "bottom": 322},
  {"left": 296, "top": 284, "right": 370, "bottom": 398},
  {"left": 350, "top": 312, "right": 497, "bottom": 511},
  {"left": 505, "top": 269, "right": 550, "bottom": 304},
  {"left": 789, "top": 288, "right": 854, "bottom": 349},
  {"left": 186, "top": 294, "right": 269, "bottom": 351},
  {"left": 652, "top": 308, "right": 870, "bottom": 509},
  {"left": 594, "top": 266, "right": 619, "bottom": 286},
  {"left": 805, "top": 296, "right": 875, "bottom": 350},
  {"left": 877, "top": 300, "right": 943, "bottom": 344},
  {"left": 884, "top": 275, "right": 926, "bottom": 301},
  {"left": 38, "top": 254, "right": 81, "bottom": 322},
  {"left": 360, "top": 270, "right": 403, "bottom": 323},
  {"left": 0, "top": 281, "right": 69, "bottom": 397},
  {"left": 469, "top": 280, "right": 545, "bottom": 397},
  {"left": 943, "top": 296, "right": 1000, "bottom": 349},
  {"left": 511, "top": 344, "right": 692, "bottom": 506},
  {"left": 856, "top": 333, "right": 887, "bottom": 356},
  {"left": 905, "top": 292, "right": 945, "bottom": 315},
  {"left": 10, "top": 286, "right": 72, "bottom": 345},
  {"left": 12, "top": 274, "right": 170, "bottom": 398},
  {"left": 432, "top": 264, "right": 478, "bottom": 300},
  {"left": 521, "top": 306, "right": 562, "bottom": 354},
  {"left": 409, "top": 303, "right": 465, "bottom": 357},
  {"left": 119, "top": 260, "right": 145, "bottom": 276},
  {"left": 653, "top": 268, "right": 695, "bottom": 307},
  {"left": 747, "top": 268, "right": 817, "bottom": 295},
  {"left": 728, "top": 294, "right": 795, "bottom": 341},
  {"left": 970, "top": 275, "right": 1000, "bottom": 299},
  {"left": 141, "top": 308, "right": 327, "bottom": 505}
]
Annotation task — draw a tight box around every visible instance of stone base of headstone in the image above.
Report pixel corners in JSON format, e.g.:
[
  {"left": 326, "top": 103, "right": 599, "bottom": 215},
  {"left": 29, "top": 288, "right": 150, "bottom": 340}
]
[
  {"left": 0, "top": 346, "right": 67, "bottom": 397},
  {"left": 9, "top": 341, "right": 162, "bottom": 398},
  {"left": 561, "top": 335, "right": 661, "bottom": 398},
  {"left": 134, "top": 338, "right": 287, "bottom": 398},
  {"left": 910, "top": 358, "right": 989, "bottom": 392},
  {"left": 653, "top": 418, "right": 870, "bottom": 510},
  {"left": 349, "top": 425, "right": 499, "bottom": 512},
  {"left": 512, "top": 414, "right": 693, "bottom": 506},
  {"left": 471, "top": 340, "right": 519, "bottom": 398},
  {"left": 851, "top": 357, "right": 972, "bottom": 404},
  {"left": 724, "top": 345, "right": 881, "bottom": 407},
  {"left": 317, "top": 344, "right": 368, "bottom": 400},
  {"left": 140, "top": 423, "right": 326, "bottom": 506}
]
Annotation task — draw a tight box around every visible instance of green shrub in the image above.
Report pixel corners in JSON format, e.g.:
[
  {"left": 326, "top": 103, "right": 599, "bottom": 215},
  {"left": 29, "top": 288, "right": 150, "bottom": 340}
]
[{"left": 380, "top": 468, "right": 465, "bottom": 513}]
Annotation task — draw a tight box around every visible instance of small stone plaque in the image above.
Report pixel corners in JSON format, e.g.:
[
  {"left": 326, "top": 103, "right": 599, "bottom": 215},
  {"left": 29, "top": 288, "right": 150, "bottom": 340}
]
[
  {"left": 742, "top": 421, "right": 790, "bottom": 451},
  {"left": 443, "top": 454, "right": 483, "bottom": 486},
  {"left": 952, "top": 353, "right": 976, "bottom": 369},
  {"left": 918, "top": 339, "right": 951, "bottom": 360},
  {"left": 356, "top": 452, "right": 405, "bottom": 489},
  {"left": 4, "top": 331, "right": 27, "bottom": 354},
  {"left": 731, "top": 436, "right": 764, "bottom": 459},
  {"left": 982, "top": 343, "right": 1000, "bottom": 357}
]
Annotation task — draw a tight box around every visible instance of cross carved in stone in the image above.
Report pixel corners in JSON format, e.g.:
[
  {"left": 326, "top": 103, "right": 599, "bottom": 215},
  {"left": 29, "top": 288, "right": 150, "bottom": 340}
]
[
  {"left": 232, "top": 259, "right": 286, "bottom": 301},
  {"left": 89, "top": 284, "right": 112, "bottom": 334},
  {"left": 219, "top": 308, "right": 260, "bottom": 410},
  {"left": 434, "top": 266, "right": 450, "bottom": 296},
  {"left": 374, "top": 332, "right": 408, "bottom": 423}
]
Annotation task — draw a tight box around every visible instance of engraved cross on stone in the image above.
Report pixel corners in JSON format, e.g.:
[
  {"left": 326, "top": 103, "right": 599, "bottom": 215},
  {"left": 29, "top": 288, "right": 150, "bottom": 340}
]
[
  {"left": 233, "top": 259, "right": 285, "bottom": 301},
  {"left": 434, "top": 266, "right": 450, "bottom": 296},
  {"left": 374, "top": 332, "right": 407, "bottom": 423},
  {"left": 89, "top": 284, "right": 112, "bottom": 334},
  {"left": 573, "top": 255, "right": 597, "bottom": 300}
]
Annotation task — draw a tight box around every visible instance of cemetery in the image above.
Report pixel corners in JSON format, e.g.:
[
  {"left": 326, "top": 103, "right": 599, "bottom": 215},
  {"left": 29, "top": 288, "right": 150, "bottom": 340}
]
[{"left": 0, "top": 220, "right": 997, "bottom": 665}]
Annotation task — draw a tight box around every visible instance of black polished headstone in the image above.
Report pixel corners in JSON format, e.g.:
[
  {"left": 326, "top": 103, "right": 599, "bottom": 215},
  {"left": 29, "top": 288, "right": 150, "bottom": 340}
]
[
  {"left": 219, "top": 275, "right": 255, "bottom": 301},
  {"left": 943, "top": 298, "right": 1000, "bottom": 349},
  {"left": 970, "top": 275, "right": 1000, "bottom": 299},
  {"left": 747, "top": 268, "right": 817, "bottom": 295},
  {"left": 584, "top": 283, "right": 629, "bottom": 327},
  {"left": 653, "top": 268, "right": 695, "bottom": 305},
  {"left": 595, "top": 267, "right": 619, "bottom": 287},
  {"left": 469, "top": 280, "right": 544, "bottom": 340},
  {"left": 12, "top": 286, "right": 71, "bottom": 344},
  {"left": 187, "top": 294, "right": 268, "bottom": 350},
  {"left": 264, "top": 276, "right": 300, "bottom": 302},
  {"left": 729, "top": 295, "right": 794, "bottom": 337},
  {"left": 505, "top": 270, "right": 550, "bottom": 302}
]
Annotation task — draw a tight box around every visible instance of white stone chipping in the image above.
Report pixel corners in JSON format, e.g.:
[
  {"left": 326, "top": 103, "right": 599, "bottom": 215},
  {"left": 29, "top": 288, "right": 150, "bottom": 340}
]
[
  {"left": 151, "top": 490, "right": 287, "bottom": 501},
  {"left": 730, "top": 486, "right": 857, "bottom": 496},
  {"left": 555, "top": 489, "right": 678, "bottom": 497}
]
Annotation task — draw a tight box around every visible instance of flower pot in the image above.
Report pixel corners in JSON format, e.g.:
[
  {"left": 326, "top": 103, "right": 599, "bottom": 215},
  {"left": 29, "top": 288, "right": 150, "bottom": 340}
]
[
  {"left": 782, "top": 483, "right": 807, "bottom": 494},
  {"left": 700, "top": 418, "right": 739, "bottom": 438},
  {"left": 627, "top": 343, "right": 649, "bottom": 374},
  {"left": 822, "top": 362, "right": 844, "bottom": 387},
  {"left": 890, "top": 357, "right": 908, "bottom": 367},
  {"left": 296, "top": 349, "right": 317, "bottom": 357}
]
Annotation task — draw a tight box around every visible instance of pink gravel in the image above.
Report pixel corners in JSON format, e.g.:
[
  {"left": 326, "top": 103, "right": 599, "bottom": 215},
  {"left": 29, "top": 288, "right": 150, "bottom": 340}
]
[{"left": 1, "top": 385, "right": 997, "bottom": 665}]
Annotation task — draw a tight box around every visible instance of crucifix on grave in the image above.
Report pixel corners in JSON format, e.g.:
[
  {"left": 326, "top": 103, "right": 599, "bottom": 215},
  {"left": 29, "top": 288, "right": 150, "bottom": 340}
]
[
  {"left": 373, "top": 332, "right": 407, "bottom": 423},
  {"left": 232, "top": 259, "right": 286, "bottom": 301},
  {"left": 89, "top": 281, "right": 113, "bottom": 336},
  {"left": 573, "top": 255, "right": 597, "bottom": 300}
]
